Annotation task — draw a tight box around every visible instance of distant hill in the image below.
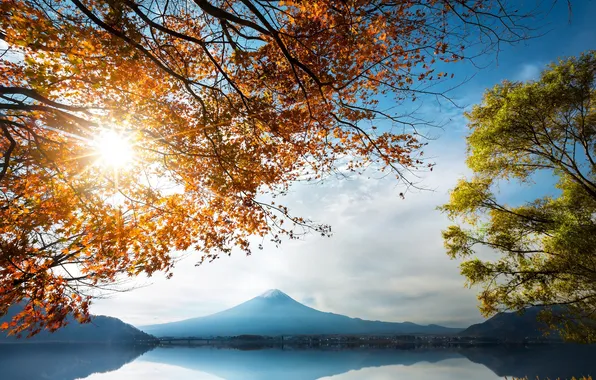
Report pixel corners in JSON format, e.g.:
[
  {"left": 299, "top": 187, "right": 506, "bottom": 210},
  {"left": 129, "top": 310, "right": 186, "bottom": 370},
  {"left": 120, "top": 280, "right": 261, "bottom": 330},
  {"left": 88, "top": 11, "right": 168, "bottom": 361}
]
[
  {"left": 141, "top": 289, "right": 462, "bottom": 337},
  {"left": 459, "top": 307, "right": 560, "bottom": 341},
  {"left": 0, "top": 305, "right": 156, "bottom": 343}
]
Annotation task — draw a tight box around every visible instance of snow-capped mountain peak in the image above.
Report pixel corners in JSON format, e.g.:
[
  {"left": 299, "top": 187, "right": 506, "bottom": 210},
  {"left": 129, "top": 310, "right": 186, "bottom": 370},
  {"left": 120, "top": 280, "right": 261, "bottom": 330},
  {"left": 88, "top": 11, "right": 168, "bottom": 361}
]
[{"left": 258, "top": 289, "right": 290, "bottom": 300}]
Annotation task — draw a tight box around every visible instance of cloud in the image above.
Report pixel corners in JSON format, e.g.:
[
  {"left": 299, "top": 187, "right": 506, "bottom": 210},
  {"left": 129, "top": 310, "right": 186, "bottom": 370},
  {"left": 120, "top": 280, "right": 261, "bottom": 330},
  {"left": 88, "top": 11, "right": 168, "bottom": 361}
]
[
  {"left": 516, "top": 63, "right": 543, "bottom": 82},
  {"left": 91, "top": 134, "right": 484, "bottom": 329}
]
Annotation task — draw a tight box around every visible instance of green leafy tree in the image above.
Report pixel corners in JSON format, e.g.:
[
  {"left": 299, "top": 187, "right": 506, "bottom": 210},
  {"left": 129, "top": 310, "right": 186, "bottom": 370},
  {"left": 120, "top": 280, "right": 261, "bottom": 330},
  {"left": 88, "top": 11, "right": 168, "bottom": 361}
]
[{"left": 441, "top": 51, "right": 596, "bottom": 343}]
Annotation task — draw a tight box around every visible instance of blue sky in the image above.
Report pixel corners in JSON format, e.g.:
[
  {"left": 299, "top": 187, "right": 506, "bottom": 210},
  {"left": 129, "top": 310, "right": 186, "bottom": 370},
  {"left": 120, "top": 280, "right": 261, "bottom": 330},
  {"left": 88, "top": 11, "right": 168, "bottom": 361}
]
[{"left": 92, "top": 1, "right": 596, "bottom": 328}]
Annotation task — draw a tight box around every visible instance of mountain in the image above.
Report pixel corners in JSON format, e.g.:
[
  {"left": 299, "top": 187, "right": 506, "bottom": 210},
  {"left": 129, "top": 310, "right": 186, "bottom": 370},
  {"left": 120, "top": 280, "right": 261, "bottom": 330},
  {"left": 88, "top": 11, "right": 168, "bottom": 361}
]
[
  {"left": 0, "top": 305, "right": 156, "bottom": 343},
  {"left": 459, "top": 307, "right": 560, "bottom": 341},
  {"left": 141, "top": 289, "right": 462, "bottom": 337}
]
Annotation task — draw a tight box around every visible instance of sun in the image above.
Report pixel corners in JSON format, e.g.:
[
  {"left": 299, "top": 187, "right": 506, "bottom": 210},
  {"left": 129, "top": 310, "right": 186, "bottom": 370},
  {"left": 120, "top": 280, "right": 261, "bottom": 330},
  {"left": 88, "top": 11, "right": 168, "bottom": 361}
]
[{"left": 93, "top": 129, "right": 135, "bottom": 169}]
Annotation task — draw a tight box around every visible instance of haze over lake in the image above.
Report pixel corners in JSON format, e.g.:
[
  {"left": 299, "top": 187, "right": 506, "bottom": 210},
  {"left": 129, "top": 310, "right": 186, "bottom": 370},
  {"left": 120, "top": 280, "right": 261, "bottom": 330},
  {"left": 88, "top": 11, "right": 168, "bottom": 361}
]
[{"left": 2, "top": 344, "right": 595, "bottom": 380}]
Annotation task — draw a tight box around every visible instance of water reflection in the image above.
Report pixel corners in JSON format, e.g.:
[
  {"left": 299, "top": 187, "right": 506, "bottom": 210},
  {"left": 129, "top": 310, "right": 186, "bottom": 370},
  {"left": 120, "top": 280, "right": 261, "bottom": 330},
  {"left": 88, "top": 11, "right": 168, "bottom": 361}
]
[
  {"left": 139, "top": 347, "right": 462, "bottom": 380},
  {"left": 462, "top": 345, "right": 596, "bottom": 379},
  {"left": 0, "top": 344, "right": 152, "bottom": 380},
  {"left": 1, "top": 344, "right": 595, "bottom": 380}
]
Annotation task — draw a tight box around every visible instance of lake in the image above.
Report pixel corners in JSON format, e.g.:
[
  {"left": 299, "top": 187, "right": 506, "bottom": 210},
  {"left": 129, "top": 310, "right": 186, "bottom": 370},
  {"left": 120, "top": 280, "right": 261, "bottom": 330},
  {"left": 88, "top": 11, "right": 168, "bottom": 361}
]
[{"left": 1, "top": 344, "right": 595, "bottom": 380}]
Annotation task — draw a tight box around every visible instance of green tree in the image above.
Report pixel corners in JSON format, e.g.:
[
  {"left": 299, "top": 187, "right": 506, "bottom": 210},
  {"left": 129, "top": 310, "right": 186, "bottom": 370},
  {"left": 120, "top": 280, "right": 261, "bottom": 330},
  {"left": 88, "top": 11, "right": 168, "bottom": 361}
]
[{"left": 441, "top": 51, "right": 596, "bottom": 343}]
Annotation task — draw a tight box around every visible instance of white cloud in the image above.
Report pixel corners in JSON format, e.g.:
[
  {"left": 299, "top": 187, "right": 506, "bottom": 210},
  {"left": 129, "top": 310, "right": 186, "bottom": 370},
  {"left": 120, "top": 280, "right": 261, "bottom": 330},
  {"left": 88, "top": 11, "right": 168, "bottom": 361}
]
[{"left": 516, "top": 63, "right": 543, "bottom": 82}]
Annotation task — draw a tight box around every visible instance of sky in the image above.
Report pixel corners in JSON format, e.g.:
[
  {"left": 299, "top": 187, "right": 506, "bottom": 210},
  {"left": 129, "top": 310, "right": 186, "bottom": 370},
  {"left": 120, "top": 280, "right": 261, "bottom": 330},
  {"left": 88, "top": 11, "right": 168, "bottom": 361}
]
[{"left": 91, "top": 1, "right": 596, "bottom": 328}]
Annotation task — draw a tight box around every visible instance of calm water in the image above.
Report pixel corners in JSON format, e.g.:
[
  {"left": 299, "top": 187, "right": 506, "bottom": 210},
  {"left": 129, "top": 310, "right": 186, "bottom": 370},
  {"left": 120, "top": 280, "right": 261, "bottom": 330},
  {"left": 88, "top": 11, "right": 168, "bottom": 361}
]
[{"left": 1, "top": 344, "right": 595, "bottom": 380}]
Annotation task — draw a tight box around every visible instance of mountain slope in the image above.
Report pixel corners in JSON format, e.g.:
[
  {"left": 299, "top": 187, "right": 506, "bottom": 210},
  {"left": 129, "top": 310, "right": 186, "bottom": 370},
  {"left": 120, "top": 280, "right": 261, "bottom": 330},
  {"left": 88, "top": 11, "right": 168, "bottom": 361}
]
[
  {"left": 0, "top": 306, "right": 156, "bottom": 343},
  {"left": 141, "top": 289, "right": 462, "bottom": 337},
  {"left": 459, "top": 307, "right": 560, "bottom": 341}
]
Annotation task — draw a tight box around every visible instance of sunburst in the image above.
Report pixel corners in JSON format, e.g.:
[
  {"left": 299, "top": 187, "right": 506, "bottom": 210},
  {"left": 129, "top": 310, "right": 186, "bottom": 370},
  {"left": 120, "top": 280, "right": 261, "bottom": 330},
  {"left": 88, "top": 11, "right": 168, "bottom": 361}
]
[{"left": 93, "top": 129, "right": 135, "bottom": 169}]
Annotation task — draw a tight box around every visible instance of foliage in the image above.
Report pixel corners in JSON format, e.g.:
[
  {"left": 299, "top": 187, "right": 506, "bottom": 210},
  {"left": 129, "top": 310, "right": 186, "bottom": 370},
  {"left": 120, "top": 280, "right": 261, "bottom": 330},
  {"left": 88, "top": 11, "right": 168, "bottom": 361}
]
[
  {"left": 1, "top": 0, "right": 540, "bottom": 336},
  {"left": 441, "top": 51, "right": 596, "bottom": 342}
]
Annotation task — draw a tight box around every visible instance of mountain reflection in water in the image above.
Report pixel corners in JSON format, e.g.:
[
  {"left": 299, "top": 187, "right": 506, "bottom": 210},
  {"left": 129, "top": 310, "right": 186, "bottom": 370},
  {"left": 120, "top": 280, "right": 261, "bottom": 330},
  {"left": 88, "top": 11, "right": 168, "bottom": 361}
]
[
  {"left": 1, "top": 344, "right": 595, "bottom": 380},
  {"left": 0, "top": 344, "right": 152, "bottom": 380}
]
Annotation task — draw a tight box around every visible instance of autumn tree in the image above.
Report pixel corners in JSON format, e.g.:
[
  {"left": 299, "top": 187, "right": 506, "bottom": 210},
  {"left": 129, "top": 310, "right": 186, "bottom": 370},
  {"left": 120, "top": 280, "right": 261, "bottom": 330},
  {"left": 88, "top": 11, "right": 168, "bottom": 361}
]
[
  {"left": 442, "top": 51, "right": 596, "bottom": 342},
  {"left": 1, "top": 0, "right": 545, "bottom": 336}
]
